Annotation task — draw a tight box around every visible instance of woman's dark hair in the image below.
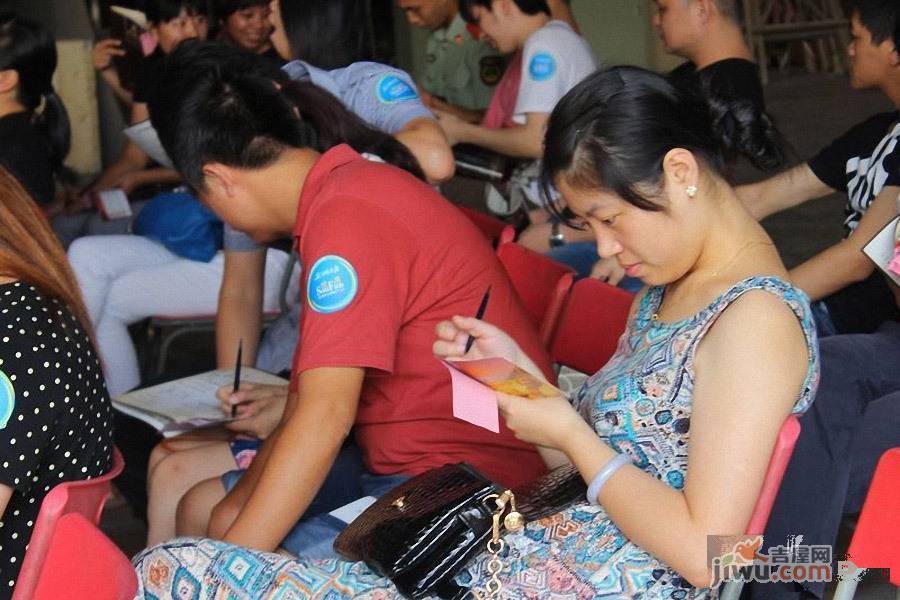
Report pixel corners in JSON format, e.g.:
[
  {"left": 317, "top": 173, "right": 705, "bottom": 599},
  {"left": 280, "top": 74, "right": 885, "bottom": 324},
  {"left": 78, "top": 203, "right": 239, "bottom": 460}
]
[
  {"left": 0, "top": 12, "right": 70, "bottom": 175},
  {"left": 459, "top": 0, "right": 551, "bottom": 22},
  {"left": 541, "top": 66, "right": 726, "bottom": 220},
  {"left": 148, "top": 41, "right": 423, "bottom": 192},
  {"left": 145, "top": 0, "right": 208, "bottom": 25},
  {"left": 278, "top": 0, "right": 370, "bottom": 68},
  {"left": 214, "top": 0, "right": 269, "bottom": 20}
]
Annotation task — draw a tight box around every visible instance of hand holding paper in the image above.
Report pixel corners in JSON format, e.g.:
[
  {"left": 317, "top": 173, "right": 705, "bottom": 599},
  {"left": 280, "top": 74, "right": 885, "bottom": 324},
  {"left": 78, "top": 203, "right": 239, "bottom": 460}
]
[
  {"left": 444, "top": 357, "right": 564, "bottom": 433},
  {"left": 863, "top": 215, "right": 900, "bottom": 286}
]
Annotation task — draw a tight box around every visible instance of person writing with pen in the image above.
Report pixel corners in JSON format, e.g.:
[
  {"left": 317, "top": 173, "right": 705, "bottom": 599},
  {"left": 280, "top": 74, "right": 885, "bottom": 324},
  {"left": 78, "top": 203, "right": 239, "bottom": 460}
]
[{"left": 144, "top": 40, "right": 551, "bottom": 557}]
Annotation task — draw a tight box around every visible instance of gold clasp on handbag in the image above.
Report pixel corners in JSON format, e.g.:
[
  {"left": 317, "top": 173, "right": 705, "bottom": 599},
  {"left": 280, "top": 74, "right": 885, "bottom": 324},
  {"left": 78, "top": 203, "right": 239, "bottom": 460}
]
[{"left": 483, "top": 489, "right": 525, "bottom": 598}]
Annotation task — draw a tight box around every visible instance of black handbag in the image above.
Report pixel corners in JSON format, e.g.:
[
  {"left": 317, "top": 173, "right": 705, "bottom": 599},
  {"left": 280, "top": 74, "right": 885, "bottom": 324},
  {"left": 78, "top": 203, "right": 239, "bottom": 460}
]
[{"left": 333, "top": 463, "right": 586, "bottom": 600}]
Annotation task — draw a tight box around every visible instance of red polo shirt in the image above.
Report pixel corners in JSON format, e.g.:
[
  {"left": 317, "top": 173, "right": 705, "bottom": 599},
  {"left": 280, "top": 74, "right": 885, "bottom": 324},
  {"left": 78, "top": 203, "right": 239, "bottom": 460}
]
[{"left": 291, "top": 145, "right": 551, "bottom": 488}]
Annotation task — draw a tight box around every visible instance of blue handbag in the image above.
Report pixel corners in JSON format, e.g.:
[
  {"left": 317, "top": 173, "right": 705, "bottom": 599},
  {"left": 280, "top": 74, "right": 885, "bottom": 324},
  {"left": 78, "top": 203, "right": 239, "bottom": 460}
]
[{"left": 132, "top": 191, "right": 223, "bottom": 262}]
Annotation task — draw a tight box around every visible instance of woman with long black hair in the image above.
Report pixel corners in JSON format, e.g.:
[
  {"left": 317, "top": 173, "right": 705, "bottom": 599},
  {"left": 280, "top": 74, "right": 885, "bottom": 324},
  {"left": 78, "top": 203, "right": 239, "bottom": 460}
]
[{"left": 0, "top": 12, "right": 70, "bottom": 208}]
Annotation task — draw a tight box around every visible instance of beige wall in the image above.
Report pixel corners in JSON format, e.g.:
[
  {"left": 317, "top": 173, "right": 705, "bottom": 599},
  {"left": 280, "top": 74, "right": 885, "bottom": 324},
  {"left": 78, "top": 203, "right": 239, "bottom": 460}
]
[{"left": 54, "top": 40, "right": 102, "bottom": 175}]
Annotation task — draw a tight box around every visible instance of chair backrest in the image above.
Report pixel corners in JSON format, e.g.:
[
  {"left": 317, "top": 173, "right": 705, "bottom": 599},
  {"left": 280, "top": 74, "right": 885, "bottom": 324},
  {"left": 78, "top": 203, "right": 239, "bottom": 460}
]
[
  {"left": 744, "top": 415, "right": 801, "bottom": 535},
  {"left": 13, "top": 446, "right": 125, "bottom": 600},
  {"left": 548, "top": 277, "right": 633, "bottom": 374},
  {"left": 31, "top": 513, "right": 137, "bottom": 600},
  {"left": 495, "top": 240, "right": 575, "bottom": 347},
  {"left": 846, "top": 447, "right": 900, "bottom": 584},
  {"left": 456, "top": 205, "right": 510, "bottom": 245}
]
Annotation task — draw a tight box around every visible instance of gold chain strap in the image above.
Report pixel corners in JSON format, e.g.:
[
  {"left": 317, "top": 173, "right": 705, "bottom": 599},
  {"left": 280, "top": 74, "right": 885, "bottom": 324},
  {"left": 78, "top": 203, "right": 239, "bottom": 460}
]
[{"left": 482, "top": 491, "right": 525, "bottom": 599}]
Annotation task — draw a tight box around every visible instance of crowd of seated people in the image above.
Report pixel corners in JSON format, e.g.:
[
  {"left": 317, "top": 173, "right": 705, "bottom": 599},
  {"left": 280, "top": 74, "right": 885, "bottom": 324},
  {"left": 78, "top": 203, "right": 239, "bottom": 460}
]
[{"left": 0, "top": 0, "right": 897, "bottom": 597}]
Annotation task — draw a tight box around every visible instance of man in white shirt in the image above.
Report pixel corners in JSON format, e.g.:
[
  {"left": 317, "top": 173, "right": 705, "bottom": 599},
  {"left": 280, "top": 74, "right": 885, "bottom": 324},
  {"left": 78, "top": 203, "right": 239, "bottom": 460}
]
[{"left": 435, "top": 0, "right": 595, "bottom": 159}]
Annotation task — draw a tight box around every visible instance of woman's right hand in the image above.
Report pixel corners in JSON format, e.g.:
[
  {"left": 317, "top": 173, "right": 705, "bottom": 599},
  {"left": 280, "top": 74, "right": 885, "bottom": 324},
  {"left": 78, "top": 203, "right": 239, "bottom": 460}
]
[
  {"left": 433, "top": 316, "right": 523, "bottom": 364},
  {"left": 217, "top": 383, "right": 288, "bottom": 439},
  {"left": 93, "top": 38, "right": 125, "bottom": 71}
]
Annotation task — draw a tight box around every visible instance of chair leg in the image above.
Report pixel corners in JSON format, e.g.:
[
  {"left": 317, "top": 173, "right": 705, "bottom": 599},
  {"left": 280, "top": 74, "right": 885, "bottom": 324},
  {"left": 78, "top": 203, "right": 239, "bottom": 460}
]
[
  {"left": 832, "top": 578, "right": 860, "bottom": 600},
  {"left": 719, "top": 580, "right": 743, "bottom": 600},
  {"left": 154, "top": 328, "right": 183, "bottom": 378}
]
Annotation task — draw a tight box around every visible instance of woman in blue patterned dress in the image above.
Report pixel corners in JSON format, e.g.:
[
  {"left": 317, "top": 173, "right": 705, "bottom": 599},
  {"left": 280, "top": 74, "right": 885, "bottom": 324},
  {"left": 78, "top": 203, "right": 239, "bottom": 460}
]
[{"left": 132, "top": 66, "right": 819, "bottom": 599}]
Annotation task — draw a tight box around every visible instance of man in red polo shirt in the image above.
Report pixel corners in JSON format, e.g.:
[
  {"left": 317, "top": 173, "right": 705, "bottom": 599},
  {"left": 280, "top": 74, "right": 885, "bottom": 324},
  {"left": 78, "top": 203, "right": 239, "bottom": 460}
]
[{"left": 148, "top": 41, "right": 551, "bottom": 557}]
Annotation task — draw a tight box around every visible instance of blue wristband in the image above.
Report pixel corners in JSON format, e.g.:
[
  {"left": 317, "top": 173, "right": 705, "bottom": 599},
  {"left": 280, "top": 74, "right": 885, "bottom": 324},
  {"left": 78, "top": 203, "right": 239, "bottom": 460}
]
[{"left": 586, "top": 453, "right": 630, "bottom": 505}]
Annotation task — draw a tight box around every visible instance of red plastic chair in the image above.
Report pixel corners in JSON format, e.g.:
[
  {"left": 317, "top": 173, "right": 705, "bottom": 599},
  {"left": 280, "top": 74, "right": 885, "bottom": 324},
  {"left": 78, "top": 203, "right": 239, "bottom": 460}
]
[
  {"left": 495, "top": 240, "right": 575, "bottom": 347},
  {"left": 456, "top": 205, "right": 510, "bottom": 245},
  {"left": 31, "top": 513, "right": 137, "bottom": 600},
  {"left": 832, "top": 447, "right": 900, "bottom": 599},
  {"left": 13, "top": 446, "right": 125, "bottom": 600},
  {"left": 720, "top": 415, "right": 802, "bottom": 600},
  {"left": 547, "top": 276, "right": 634, "bottom": 373}
]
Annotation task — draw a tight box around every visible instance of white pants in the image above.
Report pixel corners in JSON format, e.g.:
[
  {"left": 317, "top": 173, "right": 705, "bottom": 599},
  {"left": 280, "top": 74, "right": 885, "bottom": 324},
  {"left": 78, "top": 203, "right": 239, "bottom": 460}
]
[{"left": 68, "top": 235, "right": 290, "bottom": 397}]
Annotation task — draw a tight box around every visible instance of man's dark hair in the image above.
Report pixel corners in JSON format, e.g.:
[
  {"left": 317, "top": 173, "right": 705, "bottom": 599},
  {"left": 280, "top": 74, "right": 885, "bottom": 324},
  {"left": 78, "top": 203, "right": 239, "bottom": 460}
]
[
  {"left": 714, "top": 0, "right": 741, "bottom": 24},
  {"left": 145, "top": 0, "right": 208, "bottom": 25},
  {"left": 895, "top": 9, "right": 900, "bottom": 50},
  {"left": 148, "top": 41, "right": 423, "bottom": 192},
  {"left": 459, "top": 0, "right": 551, "bottom": 23},
  {"left": 278, "top": 0, "right": 371, "bottom": 68},
  {"left": 850, "top": 0, "right": 899, "bottom": 45}
]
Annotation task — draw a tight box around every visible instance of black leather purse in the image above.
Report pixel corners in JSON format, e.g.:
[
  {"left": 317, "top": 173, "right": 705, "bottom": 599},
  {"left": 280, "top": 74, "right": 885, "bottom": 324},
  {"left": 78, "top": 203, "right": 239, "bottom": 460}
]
[{"left": 333, "top": 463, "right": 586, "bottom": 600}]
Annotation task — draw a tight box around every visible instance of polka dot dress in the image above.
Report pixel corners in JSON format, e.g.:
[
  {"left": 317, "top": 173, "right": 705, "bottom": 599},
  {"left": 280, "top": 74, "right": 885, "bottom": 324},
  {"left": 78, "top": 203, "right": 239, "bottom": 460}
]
[{"left": 0, "top": 282, "right": 113, "bottom": 597}]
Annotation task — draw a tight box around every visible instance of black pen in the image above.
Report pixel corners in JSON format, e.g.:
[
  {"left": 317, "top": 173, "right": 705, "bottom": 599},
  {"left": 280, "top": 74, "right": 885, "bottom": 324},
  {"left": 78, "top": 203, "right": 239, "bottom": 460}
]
[
  {"left": 465, "top": 285, "right": 492, "bottom": 354},
  {"left": 231, "top": 339, "right": 242, "bottom": 418}
]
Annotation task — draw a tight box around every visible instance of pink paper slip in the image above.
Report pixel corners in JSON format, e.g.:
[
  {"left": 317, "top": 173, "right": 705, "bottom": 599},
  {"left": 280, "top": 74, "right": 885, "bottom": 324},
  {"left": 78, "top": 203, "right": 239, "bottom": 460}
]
[{"left": 444, "top": 362, "right": 500, "bottom": 433}]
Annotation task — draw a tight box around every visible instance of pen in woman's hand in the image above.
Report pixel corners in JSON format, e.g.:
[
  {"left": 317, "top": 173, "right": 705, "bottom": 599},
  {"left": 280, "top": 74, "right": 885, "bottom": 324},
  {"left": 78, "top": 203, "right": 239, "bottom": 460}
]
[
  {"left": 231, "top": 339, "right": 242, "bottom": 418},
  {"left": 465, "top": 286, "right": 492, "bottom": 354}
]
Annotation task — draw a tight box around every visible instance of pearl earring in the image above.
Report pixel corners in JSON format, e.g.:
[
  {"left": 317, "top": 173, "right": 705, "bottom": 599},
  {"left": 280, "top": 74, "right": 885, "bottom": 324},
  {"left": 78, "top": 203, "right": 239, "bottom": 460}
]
[{"left": 685, "top": 185, "right": 698, "bottom": 198}]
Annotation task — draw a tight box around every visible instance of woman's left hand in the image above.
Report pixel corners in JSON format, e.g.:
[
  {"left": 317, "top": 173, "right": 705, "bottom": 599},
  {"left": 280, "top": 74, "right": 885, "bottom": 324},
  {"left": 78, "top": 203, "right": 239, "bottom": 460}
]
[{"left": 497, "top": 392, "right": 586, "bottom": 451}]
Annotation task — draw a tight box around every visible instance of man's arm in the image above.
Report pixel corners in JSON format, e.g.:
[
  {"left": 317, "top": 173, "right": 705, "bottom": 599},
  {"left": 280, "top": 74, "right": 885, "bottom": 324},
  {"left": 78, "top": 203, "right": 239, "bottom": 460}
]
[
  {"left": 394, "top": 116, "right": 456, "bottom": 183},
  {"left": 218, "top": 367, "right": 363, "bottom": 551},
  {"left": 736, "top": 163, "right": 833, "bottom": 221},
  {"left": 517, "top": 220, "right": 595, "bottom": 253},
  {"left": 789, "top": 185, "right": 900, "bottom": 301},
  {"left": 423, "top": 94, "right": 484, "bottom": 125},
  {"left": 93, "top": 39, "right": 133, "bottom": 107},
  {"left": 439, "top": 111, "right": 548, "bottom": 159},
  {"left": 215, "top": 249, "right": 268, "bottom": 368},
  {"left": 91, "top": 102, "right": 181, "bottom": 192}
]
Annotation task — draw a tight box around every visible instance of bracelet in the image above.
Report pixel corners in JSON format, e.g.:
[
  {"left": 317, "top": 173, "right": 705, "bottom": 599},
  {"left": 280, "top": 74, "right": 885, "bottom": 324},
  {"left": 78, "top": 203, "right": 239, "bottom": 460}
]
[
  {"left": 586, "top": 453, "right": 630, "bottom": 505},
  {"left": 548, "top": 220, "right": 565, "bottom": 248}
]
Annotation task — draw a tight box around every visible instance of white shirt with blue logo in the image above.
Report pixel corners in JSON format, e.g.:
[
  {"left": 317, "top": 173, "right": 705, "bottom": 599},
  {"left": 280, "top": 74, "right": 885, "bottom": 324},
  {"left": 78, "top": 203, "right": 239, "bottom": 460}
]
[{"left": 513, "top": 20, "right": 596, "bottom": 125}]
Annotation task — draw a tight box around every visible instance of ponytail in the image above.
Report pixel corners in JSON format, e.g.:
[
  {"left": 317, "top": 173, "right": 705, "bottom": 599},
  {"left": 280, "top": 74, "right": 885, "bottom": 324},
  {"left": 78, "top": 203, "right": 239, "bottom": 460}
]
[
  {"left": 685, "top": 62, "right": 788, "bottom": 172},
  {"left": 33, "top": 91, "right": 72, "bottom": 173},
  {"left": 0, "top": 12, "right": 72, "bottom": 175},
  {"left": 280, "top": 80, "right": 425, "bottom": 181}
]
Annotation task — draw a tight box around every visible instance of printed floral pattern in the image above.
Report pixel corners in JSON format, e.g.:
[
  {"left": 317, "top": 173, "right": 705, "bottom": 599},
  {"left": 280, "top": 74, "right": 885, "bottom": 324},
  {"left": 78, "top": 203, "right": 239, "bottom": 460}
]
[{"left": 133, "top": 276, "right": 819, "bottom": 599}]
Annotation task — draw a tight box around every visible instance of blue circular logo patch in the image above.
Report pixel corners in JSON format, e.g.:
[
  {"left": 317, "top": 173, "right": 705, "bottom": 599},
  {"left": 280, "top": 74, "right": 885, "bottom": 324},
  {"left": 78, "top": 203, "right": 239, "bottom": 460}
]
[
  {"left": 376, "top": 75, "right": 419, "bottom": 104},
  {"left": 307, "top": 255, "right": 359, "bottom": 314},
  {"left": 528, "top": 52, "right": 557, "bottom": 82},
  {"left": 0, "top": 371, "right": 15, "bottom": 430}
]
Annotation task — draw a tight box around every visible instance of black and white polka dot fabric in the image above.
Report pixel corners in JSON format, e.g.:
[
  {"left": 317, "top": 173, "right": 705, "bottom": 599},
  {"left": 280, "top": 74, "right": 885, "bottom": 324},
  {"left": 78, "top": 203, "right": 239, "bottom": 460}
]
[{"left": 0, "top": 282, "right": 113, "bottom": 597}]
